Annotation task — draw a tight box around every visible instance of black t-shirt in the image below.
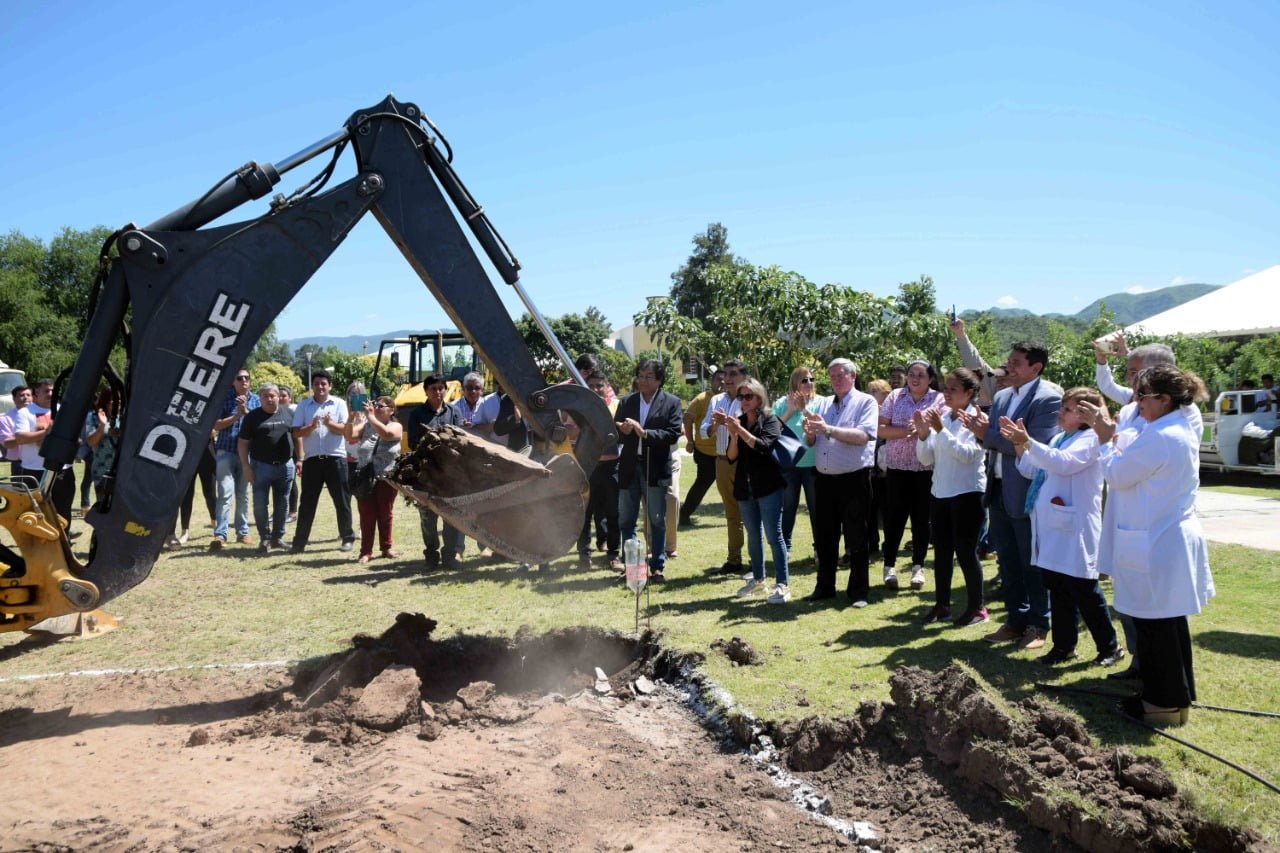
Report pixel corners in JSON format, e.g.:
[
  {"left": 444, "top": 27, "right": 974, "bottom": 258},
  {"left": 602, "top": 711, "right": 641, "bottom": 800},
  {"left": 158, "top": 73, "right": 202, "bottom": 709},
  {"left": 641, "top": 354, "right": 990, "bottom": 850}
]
[{"left": 239, "top": 406, "right": 294, "bottom": 464}]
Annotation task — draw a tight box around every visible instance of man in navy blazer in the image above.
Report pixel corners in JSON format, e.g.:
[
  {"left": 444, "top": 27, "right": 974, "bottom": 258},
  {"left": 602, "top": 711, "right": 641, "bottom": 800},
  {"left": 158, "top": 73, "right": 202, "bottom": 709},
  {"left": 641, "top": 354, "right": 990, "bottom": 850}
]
[
  {"left": 982, "top": 341, "right": 1062, "bottom": 647},
  {"left": 616, "top": 358, "right": 683, "bottom": 581}
]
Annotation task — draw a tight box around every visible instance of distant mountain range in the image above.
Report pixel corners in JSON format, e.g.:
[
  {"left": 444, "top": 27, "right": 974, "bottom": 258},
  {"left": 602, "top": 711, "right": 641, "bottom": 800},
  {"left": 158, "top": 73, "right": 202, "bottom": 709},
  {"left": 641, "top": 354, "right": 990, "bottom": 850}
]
[
  {"left": 284, "top": 329, "right": 444, "bottom": 355},
  {"left": 967, "top": 283, "right": 1219, "bottom": 327}
]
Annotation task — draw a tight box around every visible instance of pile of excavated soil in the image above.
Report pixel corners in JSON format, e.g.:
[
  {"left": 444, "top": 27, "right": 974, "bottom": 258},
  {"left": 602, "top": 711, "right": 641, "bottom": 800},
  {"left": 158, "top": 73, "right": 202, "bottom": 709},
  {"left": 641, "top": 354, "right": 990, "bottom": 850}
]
[{"left": 0, "top": 616, "right": 1267, "bottom": 851}]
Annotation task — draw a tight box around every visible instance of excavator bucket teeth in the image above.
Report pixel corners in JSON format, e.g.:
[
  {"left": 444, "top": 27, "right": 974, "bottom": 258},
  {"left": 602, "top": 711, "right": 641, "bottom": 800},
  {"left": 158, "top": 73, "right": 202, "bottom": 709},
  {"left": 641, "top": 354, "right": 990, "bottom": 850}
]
[{"left": 389, "top": 425, "right": 587, "bottom": 566}]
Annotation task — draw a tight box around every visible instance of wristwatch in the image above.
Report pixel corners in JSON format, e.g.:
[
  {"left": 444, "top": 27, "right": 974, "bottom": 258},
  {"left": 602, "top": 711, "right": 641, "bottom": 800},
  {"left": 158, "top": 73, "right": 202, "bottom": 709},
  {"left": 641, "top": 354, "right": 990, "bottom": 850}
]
[{"left": 824, "top": 427, "right": 833, "bottom": 439}]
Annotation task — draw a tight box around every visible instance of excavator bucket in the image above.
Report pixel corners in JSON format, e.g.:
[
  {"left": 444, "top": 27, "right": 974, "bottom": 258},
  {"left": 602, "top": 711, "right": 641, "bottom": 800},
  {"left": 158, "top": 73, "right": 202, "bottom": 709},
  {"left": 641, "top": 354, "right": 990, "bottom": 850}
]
[{"left": 388, "top": 425, "right": 588, "bottom": 566}]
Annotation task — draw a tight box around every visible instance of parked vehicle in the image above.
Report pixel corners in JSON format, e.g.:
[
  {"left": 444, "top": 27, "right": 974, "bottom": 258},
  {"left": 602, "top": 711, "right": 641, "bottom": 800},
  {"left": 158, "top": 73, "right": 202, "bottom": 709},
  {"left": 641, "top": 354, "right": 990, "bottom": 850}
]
[
  {"left": 1200, "top": 390, "right": 1279, "bottom": 476},
  {"left": 0, "top": 360, "right": 26, "bottom": 414}
]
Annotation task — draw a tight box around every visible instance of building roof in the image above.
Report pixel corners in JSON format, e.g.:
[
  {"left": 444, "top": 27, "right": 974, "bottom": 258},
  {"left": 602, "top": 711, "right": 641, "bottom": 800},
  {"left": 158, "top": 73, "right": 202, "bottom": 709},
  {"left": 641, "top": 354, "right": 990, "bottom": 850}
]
[{"left": 1125, "top": 265, "right": 1280, "bottom": 338}]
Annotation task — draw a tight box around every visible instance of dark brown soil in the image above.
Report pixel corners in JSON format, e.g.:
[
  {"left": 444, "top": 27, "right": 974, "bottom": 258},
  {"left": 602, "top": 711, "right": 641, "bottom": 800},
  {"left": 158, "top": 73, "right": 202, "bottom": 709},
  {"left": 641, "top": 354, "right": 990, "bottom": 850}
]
[{"left": 0, "top": 616, "right": 1267, "bottom": 851}]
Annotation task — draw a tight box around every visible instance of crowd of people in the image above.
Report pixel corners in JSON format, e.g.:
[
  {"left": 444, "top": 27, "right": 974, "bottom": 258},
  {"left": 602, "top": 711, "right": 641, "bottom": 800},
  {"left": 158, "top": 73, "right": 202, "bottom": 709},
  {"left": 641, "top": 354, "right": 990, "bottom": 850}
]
[{"left": 0, "top": 324, "right": 1228, "bottom": 728}]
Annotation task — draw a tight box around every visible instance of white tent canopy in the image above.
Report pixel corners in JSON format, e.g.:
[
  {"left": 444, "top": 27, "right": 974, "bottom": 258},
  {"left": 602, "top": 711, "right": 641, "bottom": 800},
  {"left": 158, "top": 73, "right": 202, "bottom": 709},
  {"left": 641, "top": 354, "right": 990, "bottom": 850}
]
[{"left": 1125, "top": 265, "right": 1280, "bottom": 338}]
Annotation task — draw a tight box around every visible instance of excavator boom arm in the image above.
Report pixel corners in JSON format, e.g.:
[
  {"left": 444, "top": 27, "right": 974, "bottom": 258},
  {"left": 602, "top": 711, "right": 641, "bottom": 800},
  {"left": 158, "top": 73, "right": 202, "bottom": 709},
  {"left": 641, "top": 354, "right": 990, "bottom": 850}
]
[{"left": 1, "top": 96, "right": 615, "bottom": 631}]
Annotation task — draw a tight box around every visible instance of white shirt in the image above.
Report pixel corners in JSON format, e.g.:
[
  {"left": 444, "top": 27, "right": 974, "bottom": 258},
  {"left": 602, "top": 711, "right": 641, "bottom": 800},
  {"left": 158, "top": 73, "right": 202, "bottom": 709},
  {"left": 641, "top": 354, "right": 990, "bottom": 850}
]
[
  {"left": 13, "top": 403, "right": 70, "bottom": 471},
  {"left": 699, "top": 391, "right": 741, "bottom": 456},
  {"left": 915, "top": 407, "right": 986, "bottom": 498},
  {"left": 292, "top": 396, "right": 349, "bottom": 459},
  {"left": 809, "top": 390, "right": 878, "bottom": 474},
  {"left": 638, "top": 391, "right": 655, "bottom": 427},
  {"left": 1016, "top": 429, "right": 1102, "bottom": 579},
  {"left": 1098, "top": 409, "right": 1214, "bottom": 618},
  {"left": 1095, "top": 364, "right": 1133, "bottom": 406}
]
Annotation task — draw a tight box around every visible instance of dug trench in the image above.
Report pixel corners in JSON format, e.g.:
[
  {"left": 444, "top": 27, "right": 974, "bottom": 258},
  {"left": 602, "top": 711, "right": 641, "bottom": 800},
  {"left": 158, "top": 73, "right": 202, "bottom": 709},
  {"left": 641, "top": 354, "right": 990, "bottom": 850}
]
[{"left": 0, "top": 614, "right": 1267, "bottom": 851}]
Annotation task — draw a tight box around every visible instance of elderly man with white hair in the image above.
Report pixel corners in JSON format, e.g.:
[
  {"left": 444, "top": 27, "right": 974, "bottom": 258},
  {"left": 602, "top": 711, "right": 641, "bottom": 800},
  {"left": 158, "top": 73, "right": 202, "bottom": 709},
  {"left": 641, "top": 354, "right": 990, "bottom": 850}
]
[{"left": 800, "top": 358, "right": 880, "bottom": 606}]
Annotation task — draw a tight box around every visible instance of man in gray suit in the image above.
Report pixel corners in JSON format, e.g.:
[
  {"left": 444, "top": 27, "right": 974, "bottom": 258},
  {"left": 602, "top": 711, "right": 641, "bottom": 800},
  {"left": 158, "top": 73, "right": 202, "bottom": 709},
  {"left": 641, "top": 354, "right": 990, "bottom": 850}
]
[{"left": 980, "top": 341, "right": 1061, "bottom": 648}]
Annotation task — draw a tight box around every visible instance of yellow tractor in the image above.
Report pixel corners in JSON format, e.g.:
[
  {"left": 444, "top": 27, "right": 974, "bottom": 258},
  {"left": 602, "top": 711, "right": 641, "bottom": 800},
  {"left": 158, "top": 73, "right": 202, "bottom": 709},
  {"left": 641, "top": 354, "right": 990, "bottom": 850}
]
[{"left": 370, "top": 330, "right": 488, "bottom": 450}]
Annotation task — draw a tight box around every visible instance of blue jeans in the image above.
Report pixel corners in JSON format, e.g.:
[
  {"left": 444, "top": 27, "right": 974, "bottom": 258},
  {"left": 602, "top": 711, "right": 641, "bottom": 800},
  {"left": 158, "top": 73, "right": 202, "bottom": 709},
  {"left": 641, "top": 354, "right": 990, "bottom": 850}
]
[
  {"left": 214, "top": 450, "right": 250, "bottom": 540},
  {"left": 739, "top": 488, "right": 789, "bottom": 585},
  {"left": 988, "top": 487, "right": 1049, "bottom": 631},
  {"left": 780, "top": 466, "right": 816, "bottom": 549},
  {"left": 619, "top": 477, "right": 669, "bottom": 572},
  {"left": 251, "top": 459, "right": 294, "bottom": 543}
]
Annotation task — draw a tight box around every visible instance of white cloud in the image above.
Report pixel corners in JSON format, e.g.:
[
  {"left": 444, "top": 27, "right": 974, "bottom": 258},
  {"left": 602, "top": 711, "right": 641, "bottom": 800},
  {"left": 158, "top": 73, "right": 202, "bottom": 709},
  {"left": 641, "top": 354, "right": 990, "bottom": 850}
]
[
  {"left": 1125, "top": 285, "right": 1153, "bottom": 295},
  {"left": 1241, "top": 268, "right": 1256, "bottom": 275},
  {"left": 1168, "top": 275, "right": 1189, "bottom": 286},
  {"left": 995, "top": 295, "right": 1018, "bottom": 308}
]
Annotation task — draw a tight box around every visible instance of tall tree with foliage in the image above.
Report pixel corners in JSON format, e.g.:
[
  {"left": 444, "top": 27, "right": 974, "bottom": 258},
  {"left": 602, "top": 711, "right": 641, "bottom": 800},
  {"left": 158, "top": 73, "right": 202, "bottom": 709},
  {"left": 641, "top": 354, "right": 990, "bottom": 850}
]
[
  {"left": 669, "top": 223, "right": 739, "bottom": 322},
  {"left": 515, "top": 307, "right": 613, "bottom": 377},
  {"left": 0, "top": 227, "right": 116, "bottom": 379}
]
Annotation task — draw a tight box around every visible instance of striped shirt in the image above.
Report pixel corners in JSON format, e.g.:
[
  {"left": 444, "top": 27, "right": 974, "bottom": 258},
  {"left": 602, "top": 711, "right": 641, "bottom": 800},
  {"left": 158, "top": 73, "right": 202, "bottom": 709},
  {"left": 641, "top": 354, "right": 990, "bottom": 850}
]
[{"left": 809, "top": 390, "right": 878, "bottom": 474}]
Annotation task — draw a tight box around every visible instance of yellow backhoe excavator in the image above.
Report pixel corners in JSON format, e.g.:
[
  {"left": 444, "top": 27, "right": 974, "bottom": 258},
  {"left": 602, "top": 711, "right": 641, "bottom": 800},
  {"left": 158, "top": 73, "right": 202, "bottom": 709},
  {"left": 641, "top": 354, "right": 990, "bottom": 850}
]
[{"left": 0, "top": 95, "right": 616, "bottom": 635}]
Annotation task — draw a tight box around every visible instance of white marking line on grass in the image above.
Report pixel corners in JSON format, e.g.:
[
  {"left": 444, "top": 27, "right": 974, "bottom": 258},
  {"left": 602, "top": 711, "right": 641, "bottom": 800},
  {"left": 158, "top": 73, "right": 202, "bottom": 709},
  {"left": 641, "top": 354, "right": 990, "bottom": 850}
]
[{"left": 0, "top": 658, "right": 296, "bottom": 684}]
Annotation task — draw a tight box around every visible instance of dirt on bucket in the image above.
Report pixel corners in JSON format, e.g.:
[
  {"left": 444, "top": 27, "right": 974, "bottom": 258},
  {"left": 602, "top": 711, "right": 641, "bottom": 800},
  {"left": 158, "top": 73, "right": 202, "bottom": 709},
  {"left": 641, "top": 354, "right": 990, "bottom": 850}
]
[{"left": 0, "top": 617, "right": 1268, "bottom": 851}]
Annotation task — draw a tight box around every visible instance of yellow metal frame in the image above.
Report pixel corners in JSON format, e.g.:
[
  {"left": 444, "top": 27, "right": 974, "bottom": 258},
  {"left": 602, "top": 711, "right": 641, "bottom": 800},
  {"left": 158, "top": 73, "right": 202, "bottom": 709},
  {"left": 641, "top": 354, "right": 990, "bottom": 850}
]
[{"left": 0, "top": 480, "right": 99, "bottom": 634}]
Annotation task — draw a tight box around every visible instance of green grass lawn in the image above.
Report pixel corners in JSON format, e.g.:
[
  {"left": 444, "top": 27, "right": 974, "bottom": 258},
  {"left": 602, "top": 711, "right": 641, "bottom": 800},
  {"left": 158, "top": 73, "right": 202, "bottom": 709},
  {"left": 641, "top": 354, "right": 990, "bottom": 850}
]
[{"left": 3, "top": 461, "right": 1278, "bottom": 842}]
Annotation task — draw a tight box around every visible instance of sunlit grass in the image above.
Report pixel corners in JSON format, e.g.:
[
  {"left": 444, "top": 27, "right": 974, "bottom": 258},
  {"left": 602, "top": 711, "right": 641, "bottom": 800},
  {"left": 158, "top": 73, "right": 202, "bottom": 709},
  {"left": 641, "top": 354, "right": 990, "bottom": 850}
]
[{"left": 2, "top": 465, "right": 1276, "bottom": 842}]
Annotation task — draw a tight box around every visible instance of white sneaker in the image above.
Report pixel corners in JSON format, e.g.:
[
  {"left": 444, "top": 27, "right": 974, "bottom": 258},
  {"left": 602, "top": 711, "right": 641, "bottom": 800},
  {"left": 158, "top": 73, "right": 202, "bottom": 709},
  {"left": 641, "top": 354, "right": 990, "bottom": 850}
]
[
  {"left": 767, "top": 584, "right": 791, "bottom": 604},
  {"left": 910, "top": 565, "right": 926, "bottom": 589},
  {"left": 177, "top": 529, "right": 189, "bottom": 545},
  {"left": 883, "top": 567, "right": 899, "bottom": 590},
  {"left": 736, "top": 578, "right": 766, "bottom": 597}
]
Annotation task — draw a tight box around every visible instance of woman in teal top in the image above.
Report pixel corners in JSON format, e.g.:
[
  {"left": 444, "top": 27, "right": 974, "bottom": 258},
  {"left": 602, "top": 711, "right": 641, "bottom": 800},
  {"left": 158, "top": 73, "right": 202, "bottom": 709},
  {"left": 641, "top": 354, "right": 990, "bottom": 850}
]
[{"left": 772, "top": 366, "right": 819, "bottom": 550}]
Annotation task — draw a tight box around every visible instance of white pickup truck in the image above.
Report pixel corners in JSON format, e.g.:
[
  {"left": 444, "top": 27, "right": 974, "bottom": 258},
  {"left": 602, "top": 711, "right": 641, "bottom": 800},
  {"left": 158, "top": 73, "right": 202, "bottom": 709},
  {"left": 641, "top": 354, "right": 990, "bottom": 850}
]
[
  {"left": 0, "top": 360, "right": 26, "bottom": 414},
  {"left": 1200, "top": 390, "right": 1279, "bottom": 475}
]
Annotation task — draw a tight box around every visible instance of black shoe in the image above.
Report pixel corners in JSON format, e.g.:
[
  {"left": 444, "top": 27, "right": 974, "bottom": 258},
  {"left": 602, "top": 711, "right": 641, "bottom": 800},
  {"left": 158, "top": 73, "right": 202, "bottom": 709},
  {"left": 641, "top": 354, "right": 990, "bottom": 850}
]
[
  {"left": 289, "top": 543, "right": 305, "bottom": 554},
  {"left": 442, "top": 558, "right": 462, "bottom": 571},
  {"left": 1107, "top": 665, "right": 1141, "bottom": 681},
  {"left": 677, "top": 516, "right": 694, "bottom": 529},
  {"left": 921, "top": 605, "right": 952, "bottom": 625},
  {"left": 1094, "top": 647, "right": 1127, "bottom": 667},
  {"left": 577, "top": 554, "right": 592, "bottom": 571},
  {"left": 649, "top": 571, "right": 666, "bottom": 584},
  {"left": 717, "top": 560, "right": 745, "bottom": 575},
  {"left": 1, "top": 565, "right": 26, "bottom": 579},
  {"left": 804, "top": 589, "right": 836, "bottom": 601},
  {"left": 1038, "top": 647, "right": 1079, "bottom": 665}
]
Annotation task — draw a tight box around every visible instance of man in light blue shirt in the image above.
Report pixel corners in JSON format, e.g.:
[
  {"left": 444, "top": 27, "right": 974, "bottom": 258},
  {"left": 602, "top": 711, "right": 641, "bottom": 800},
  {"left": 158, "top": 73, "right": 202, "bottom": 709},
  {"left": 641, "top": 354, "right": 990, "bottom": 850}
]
[
  {"left": 801, "top": 358, "right": 879, "bottom": 605},
  {"left": 290, "top": 370, "right": 354, "bottom": 553}
]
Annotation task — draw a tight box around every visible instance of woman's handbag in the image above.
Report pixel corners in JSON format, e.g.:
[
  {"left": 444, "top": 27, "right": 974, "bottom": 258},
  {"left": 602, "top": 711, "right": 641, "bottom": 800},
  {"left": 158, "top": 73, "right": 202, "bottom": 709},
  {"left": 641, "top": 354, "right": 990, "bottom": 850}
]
[
  {"left": 771, "top": 421, "right": 808, "bottom": 469},
  {"left": 351, "top": 438, "right": 382, "bottom": 501}
]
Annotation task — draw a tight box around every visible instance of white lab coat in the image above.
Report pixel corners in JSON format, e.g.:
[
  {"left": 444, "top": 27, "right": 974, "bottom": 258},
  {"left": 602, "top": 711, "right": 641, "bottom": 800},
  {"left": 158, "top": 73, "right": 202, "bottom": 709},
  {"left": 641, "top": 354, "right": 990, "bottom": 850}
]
[
  {"left": 1015, "top": 429, "right": 1102, "bottom": 579},
  {"left": 1098, "top": 409, "right": 1213, "bottom": 619}
]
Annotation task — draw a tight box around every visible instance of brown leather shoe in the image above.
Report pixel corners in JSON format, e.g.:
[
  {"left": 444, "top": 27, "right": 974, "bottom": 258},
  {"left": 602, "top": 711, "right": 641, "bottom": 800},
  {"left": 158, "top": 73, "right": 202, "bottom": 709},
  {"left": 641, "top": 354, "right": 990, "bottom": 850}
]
[
  {"left": 208, "top": 537, "right": 226, "bottom": 552},
  {"left": 1018, "top": 627, "right": 1048, "bottom": 650},
  {"left": 236, "top": 534, "right": 253, "bottom": 545},
  {"left": 982, "top": 623, "right": 1021, "bottom": 643}
]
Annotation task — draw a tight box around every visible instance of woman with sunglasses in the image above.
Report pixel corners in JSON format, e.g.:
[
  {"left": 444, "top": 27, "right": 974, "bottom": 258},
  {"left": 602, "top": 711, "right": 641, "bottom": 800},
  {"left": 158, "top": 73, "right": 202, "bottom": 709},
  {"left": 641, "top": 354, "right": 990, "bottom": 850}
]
[
  {"left": 772, "top": 366, "right": 819, "bottom": 553},
  {"left": 345, "top": 396, "right": 404, "bottom": 564},
  {"left": 1085, "top": 365, "right": 1213, "bottom": 726},
  {"left": 726, "top": 378, "right": 791, "bottom": 603}
]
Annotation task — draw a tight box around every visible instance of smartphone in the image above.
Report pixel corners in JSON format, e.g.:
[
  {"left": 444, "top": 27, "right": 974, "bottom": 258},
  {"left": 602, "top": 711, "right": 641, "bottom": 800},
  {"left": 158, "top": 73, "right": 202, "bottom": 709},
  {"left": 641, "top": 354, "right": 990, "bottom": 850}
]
[
  {"left": 348, "top": 392, "right": 368, "bottom": 410},
  {"left": 950, "top": 304, "right": 957, "bottom": 322}
]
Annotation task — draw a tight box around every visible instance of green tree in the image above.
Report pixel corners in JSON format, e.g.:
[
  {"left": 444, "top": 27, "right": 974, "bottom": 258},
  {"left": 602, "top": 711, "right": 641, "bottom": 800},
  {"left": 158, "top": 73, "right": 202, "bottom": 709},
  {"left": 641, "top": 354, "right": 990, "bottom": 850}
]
[
  {"left": 516, "top": 307, "right": 613, "bottom": 378},
  {"left": 0, "top": 229, "right": 108, "bottom": 379},
  {"left": 669, "top": 223, "right": 739, "bottom": 322},
  {"left": 249, "top": 361, "right": 305, "bottom": 397},
  {"left": 249, "top": 323, "right": 291, "bottom": 370}
]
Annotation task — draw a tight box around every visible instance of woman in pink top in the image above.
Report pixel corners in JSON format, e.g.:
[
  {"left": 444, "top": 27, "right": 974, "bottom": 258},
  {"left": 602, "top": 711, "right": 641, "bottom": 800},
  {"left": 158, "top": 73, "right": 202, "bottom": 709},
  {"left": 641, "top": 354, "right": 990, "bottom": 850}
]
[{"left": 877, "top": 359, "right": 943, "bottom": 591}]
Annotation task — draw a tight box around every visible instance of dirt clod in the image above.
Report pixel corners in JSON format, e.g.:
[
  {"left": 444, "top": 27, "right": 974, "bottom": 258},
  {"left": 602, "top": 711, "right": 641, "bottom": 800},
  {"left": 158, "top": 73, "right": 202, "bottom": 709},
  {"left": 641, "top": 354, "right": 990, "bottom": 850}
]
[{"left": 711, "top": 636, "right": 763, "bottom": 666}]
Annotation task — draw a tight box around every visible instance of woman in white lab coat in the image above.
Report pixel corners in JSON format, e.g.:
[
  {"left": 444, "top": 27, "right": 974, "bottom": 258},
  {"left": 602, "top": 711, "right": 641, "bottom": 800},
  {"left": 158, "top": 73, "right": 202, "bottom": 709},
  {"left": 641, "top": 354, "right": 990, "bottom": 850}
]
[
  {"left": 1080, "top": 365, "right": 1212, "bottom": 726},
  {"left": 1000, "top": 388, "right": 1123, "bottom": 667}
]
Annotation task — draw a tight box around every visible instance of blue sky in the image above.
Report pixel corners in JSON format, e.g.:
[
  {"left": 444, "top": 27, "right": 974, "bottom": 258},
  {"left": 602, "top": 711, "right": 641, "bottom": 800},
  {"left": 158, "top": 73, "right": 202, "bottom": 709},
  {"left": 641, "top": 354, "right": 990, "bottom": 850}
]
[{"left": 2, "top": 1, "right": 1276, "bottom": 340}]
